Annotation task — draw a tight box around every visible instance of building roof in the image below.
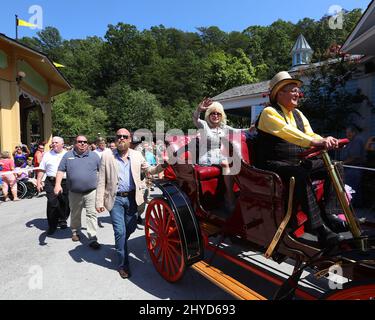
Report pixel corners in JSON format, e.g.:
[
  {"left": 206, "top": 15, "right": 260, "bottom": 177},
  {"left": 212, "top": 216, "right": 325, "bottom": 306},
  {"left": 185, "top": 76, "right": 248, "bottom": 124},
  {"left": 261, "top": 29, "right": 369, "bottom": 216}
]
[
  {"left": 213, "top": 80, "right": 270, "bottom": 101},
  {"left": 0, "top": 33, "right": 71, "bottom": 96},
  {"left": 341, "top": 0, "right": 375, "bottom": 55},
  {"left": 214, "top": 55, "right": 363, "bottom": 102},
  {"left": 291, "top": 34, "right": 313, "bottom": 53}
]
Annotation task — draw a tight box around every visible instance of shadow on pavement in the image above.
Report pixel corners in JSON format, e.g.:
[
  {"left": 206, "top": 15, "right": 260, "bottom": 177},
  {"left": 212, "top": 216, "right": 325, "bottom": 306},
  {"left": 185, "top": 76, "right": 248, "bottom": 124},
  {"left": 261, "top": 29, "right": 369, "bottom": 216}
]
[
  {"left": 68, "top": 242, "right": 117, "bottom": 271},
  {"left": 98, "top": 215, "right": 112, "bottom": 227},
  {"left": 25, "top": 218, "right": 71, "bottom": 246}
]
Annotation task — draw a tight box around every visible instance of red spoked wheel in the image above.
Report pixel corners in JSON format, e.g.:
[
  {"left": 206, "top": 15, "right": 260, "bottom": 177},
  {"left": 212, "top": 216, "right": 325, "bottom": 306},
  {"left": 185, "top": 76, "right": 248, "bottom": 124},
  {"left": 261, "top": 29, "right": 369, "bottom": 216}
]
[
  {"left": 323, "top": 282, "right": 375, "bottom": 300},
  {"left": 145, "top": 198, "right": 186, "bottom": 282}
]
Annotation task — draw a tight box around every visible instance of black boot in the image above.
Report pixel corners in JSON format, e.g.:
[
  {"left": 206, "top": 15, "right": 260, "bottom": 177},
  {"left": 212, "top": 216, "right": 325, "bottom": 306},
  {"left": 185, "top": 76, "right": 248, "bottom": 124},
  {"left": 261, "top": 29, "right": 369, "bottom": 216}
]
[
  {"left": 316, "top": 224, "right": 344, "bottom": 247},
  {"left": 326, "top": 214, "right": 349, "bottom": 233}
]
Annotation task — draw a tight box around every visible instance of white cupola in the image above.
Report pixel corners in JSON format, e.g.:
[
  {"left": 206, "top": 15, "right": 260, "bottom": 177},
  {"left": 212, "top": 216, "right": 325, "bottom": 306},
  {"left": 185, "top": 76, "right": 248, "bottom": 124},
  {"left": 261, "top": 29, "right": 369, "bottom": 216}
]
[{"left": 291, "top": 34, "right": 313, "bottom": 67}]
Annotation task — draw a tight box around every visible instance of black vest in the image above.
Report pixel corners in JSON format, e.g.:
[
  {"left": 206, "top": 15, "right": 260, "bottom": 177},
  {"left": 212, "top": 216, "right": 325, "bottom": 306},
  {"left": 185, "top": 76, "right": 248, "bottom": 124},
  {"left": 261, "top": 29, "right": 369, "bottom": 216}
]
[{"left": 255, "top": 104, "right": 306, "bottom": 166}]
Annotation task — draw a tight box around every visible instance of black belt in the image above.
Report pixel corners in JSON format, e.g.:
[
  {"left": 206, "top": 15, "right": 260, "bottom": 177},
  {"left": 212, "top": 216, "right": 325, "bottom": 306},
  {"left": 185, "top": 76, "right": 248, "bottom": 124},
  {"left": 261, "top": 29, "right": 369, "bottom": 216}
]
[
  {"left": 46, "top": 176, "right": 66, "bottom": 182},
  {"left": 116, "top": 190, "right": 135, "bottom": 197}
]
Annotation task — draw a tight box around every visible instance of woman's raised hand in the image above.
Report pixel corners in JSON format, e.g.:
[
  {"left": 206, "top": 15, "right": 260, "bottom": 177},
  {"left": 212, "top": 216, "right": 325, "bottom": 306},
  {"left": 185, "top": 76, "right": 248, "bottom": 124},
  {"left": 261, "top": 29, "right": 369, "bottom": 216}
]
[{"left": 198, "top": 98, "right": 213, "bottom": 113}]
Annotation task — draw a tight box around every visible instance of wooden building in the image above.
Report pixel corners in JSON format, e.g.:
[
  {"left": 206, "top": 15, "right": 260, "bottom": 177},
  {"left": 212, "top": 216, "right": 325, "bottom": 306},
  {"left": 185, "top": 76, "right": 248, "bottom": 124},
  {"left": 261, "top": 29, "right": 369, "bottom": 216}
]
[{"left": 0, "top": 33, "right": 71, "bottom": 152}]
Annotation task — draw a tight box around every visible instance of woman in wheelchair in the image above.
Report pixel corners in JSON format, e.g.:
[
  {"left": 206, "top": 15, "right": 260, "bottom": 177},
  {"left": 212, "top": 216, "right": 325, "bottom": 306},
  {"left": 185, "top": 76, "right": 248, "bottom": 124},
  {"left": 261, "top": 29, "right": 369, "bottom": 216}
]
[{"left": 192, "top": 98, "right": 243, "bottom": 212}]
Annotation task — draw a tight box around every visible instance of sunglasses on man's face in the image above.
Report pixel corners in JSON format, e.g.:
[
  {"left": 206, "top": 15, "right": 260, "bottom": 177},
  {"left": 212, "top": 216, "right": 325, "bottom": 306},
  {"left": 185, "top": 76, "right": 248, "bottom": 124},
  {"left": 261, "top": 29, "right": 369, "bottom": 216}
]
[
  {"left": 116, "top": 134, "right": 129, "bottom": 140},
  {"left": 77, "top": 140, "right": 88, "bottom": 145}
]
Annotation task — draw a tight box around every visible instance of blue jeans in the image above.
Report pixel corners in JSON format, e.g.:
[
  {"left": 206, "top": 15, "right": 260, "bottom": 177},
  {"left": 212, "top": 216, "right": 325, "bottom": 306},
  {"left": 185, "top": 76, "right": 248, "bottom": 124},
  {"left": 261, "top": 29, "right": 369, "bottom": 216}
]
[{"left": 110, "top": 194, "right": 138, "bottom": 269}]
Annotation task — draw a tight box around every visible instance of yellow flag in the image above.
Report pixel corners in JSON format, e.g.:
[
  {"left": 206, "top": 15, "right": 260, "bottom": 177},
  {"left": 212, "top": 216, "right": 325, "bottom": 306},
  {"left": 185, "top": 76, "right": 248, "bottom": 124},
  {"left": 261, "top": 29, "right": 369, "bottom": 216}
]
[
  {"left": 53, "top": 62, "right": 65, "bottom": 68},
  {"left": 17, "top": 18, "right": 37, "bottom": 28}
]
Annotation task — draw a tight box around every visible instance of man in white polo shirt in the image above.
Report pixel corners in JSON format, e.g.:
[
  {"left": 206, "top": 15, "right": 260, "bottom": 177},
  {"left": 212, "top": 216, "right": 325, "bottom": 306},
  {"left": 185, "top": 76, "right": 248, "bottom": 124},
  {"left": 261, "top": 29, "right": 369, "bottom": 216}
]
[{"left": 36, "top": 136, "right": 70, "bottom": 235}]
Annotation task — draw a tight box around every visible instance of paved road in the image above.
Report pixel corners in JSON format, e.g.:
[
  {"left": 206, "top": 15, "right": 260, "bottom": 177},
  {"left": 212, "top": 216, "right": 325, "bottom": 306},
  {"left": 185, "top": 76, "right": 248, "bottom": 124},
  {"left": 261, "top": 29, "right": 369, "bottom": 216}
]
[
  {"left": 0, "top": 195, "right": 233, "bottom": 300},
  {"left": 1, "top": 193, "right": 370, "bottom": 300}
]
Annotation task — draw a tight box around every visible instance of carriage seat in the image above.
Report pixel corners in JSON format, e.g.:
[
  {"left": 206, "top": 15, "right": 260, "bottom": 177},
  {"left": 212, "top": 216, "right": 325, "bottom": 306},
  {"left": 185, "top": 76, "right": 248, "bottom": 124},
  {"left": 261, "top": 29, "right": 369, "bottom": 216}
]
[
  {"left": 194, "top": 131, "right": 251, "bottom": 181},
  {"left": 195, "top": 166, "right": 221, "bottom": 180}
]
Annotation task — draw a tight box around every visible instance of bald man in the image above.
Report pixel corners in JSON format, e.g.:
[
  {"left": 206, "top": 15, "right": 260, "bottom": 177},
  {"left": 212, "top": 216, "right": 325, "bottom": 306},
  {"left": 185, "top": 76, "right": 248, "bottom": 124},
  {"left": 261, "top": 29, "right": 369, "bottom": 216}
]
[
  {"left": 37, "top": 136, "right": 70, "bottom": 235},
  {"left": 96, "top": 128, "right": 165, "bottom": 279}
]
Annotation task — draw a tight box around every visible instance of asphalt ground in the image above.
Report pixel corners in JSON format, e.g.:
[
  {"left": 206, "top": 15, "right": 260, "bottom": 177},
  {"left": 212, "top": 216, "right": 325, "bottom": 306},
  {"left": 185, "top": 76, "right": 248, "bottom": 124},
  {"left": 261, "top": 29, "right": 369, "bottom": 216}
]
[
  {"left": 0, "top": 191, "right": 373, "bottom": 301},
  {"left": 0, "top": 194, "right": 232, "bottom": 300}
]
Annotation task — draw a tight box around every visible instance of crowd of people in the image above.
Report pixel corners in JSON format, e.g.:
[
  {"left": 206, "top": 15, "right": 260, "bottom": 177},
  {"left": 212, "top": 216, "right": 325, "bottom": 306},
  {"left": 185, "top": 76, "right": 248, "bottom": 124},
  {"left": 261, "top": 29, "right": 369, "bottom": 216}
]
[
  {"left": 1, "top": 131, "right": 167, "bottom": 279},
  {"left": 0, "top": 70, "right": 374, "bottom": 280}
]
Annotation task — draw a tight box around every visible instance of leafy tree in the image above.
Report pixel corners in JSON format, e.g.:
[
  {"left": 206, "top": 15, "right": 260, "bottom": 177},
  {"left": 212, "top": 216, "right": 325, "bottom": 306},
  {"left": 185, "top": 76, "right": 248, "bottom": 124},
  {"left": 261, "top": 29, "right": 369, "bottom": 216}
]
[
  {"left": 99, "top": 23, "right": 149, "bottom": 90},
  {"left": 204, "top": 49, "right": 258, "bottom": 96},
  {"left": 243, "top": 20, "right": 295, "bottom": 80},
  {"left": 300, "top": 49, "right": 369, "bottom": 136},
  {"left": 20, "top": 26, "right": 63, "bottom": 62},
  {"left": 19, "top": 7, "right": 365, "bottom": 135},
  {"left": 60, "top": 37, "right": 104, "bottom": 96},
  {"left": 99, "top": 82, "right": 164, "bottom": 132},
  {"left": 52, "top": 89, "right": 108, "bottom": 141},
  {"left": 164, "top": 99, "right": 196, "bottom": 132},
  {"left": 140, "top": 50, "right": 205, "bottom": 106},
  {"left": 197, "top": 26, "right": 228, "bottom": 52},
  {"left": 226, "top": 31, "right": 250, "bottom": 55}
]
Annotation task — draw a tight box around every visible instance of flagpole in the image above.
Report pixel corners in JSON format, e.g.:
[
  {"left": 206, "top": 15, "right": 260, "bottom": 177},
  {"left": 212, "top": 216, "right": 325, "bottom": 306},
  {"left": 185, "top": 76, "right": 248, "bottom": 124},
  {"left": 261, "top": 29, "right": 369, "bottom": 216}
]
[{"left": 15, "top": 14, "right": 18, "bottom": 40}]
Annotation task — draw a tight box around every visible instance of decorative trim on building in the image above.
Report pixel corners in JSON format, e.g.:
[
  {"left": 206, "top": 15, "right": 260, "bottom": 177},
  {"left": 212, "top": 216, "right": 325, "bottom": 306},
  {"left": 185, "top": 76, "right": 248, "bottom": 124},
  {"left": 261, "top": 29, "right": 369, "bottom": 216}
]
[{"left": 19, "top": 88, "right": 47, "bottom": 114}]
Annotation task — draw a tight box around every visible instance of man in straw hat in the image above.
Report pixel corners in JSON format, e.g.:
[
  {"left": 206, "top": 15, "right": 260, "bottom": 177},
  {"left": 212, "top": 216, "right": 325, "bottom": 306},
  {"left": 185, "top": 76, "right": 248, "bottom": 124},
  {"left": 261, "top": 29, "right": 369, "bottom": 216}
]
[{"left": 255, "top": 71, "right": 346, "bottom": 247}]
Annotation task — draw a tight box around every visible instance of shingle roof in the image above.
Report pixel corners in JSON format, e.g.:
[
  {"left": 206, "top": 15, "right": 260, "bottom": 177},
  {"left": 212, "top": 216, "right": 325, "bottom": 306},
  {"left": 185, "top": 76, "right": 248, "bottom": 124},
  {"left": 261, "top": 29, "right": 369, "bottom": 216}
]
[{"left": 213, "top": 80, "right": 270, "bottom": 101}]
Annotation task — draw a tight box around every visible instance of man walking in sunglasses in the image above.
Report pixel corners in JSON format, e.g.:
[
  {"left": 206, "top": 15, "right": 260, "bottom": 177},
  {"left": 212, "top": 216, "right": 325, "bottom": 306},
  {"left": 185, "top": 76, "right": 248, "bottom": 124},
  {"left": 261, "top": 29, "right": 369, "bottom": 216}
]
[
  {"left": 95, "top": 128, "right": 166, "bottom": 279},
  {"left": 54, "top": 135, "right": 101, "bottom": 249}
]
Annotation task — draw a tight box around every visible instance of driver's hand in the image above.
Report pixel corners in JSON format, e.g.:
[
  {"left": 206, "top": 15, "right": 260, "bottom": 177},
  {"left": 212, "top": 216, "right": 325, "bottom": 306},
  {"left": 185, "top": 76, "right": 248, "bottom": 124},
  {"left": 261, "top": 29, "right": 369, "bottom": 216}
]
[
  {"left": 311, "top": 137, "right": 339, "bottom": 150},
  {"left": 325, "top": 136, "right": 339, "bottom": 149}
]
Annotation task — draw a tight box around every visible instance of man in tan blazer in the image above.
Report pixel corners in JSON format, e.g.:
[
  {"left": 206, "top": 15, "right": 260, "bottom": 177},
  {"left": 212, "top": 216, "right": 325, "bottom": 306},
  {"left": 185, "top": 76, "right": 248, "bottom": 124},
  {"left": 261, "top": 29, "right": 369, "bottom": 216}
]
[{"left": 96, "top": 128, "right": 164, "bottom": 279}]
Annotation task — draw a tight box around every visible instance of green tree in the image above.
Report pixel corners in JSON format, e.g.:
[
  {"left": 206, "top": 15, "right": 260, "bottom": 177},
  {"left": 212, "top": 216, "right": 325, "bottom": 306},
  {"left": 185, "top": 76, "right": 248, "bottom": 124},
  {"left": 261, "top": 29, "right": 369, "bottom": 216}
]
[
  {"left": 204, "top": 49, "right": 258, "bottom": 96},
  {"left": 100, "top": 83, "right": 164, "bottom": 132},
  {"left": 164, "top": 99, "right": 196, "bottom": 132},
  {"left": 243, "top": 21, "right": 295, "bottom": 79},
  {"left": 20, "top": 26, "right": 63, "bottom": 62},
  {"left": 52, "top": 89, "right": 108, "bottom": 141},
  {"left": 140, "top": 50, "right": 205, "bottom": 106},
  {"left": 198, "top": 26, "right": 228, "bottom": 52},
  {"left": 60, "top": 37, "right": 104, "bottom": 96},
  {"left": 300, "top": 50, "right": 369, "bottom": 135}
]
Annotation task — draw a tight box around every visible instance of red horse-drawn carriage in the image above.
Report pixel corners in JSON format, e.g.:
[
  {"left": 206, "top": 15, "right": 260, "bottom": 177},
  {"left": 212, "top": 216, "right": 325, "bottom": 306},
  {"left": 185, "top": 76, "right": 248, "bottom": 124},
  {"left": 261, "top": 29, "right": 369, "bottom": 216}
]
[{"left": 144, "top": 132, "right": 375, "bottom": 300}]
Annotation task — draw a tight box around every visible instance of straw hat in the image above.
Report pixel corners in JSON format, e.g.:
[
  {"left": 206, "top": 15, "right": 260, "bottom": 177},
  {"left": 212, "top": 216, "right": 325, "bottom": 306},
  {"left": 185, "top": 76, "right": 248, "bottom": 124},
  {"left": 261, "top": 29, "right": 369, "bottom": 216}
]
[{"left": 269, "top": 71, "right": 303, "bottom": 103}]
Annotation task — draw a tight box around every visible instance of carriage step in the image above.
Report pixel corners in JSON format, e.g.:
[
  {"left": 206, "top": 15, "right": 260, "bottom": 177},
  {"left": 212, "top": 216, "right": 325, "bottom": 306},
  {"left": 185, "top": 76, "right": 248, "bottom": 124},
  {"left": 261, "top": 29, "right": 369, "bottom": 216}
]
[
  {"left": 200, "top": 221, "right": 222, "bottom": 236},
  {"left": 192, "top": 261, "right": 267, "bottom": 300}
]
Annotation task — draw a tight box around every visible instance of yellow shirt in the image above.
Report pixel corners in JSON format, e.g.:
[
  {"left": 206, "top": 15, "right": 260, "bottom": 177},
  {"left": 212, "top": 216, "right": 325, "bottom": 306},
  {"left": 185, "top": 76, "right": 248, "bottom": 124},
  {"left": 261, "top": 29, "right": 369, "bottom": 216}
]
[{"left": 258, "top": 104, "right": 322, "bottom": 148}]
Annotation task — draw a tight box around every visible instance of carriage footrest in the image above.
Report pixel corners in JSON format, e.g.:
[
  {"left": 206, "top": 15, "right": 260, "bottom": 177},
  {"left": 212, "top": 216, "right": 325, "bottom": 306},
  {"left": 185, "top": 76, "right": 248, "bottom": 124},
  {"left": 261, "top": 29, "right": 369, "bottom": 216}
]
[
  {"left": 192, "top": 261, "right": 267, "bottom": 300},
  {"left": 200, "top": 221, "right": 222, "bottom": 236}
]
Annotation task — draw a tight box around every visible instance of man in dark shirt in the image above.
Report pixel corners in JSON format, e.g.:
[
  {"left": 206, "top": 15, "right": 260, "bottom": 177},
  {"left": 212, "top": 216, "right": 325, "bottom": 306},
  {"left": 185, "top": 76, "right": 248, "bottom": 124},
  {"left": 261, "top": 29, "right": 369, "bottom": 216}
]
[{"left": 54, "top": 135, "right": 101, "bottom": 249}]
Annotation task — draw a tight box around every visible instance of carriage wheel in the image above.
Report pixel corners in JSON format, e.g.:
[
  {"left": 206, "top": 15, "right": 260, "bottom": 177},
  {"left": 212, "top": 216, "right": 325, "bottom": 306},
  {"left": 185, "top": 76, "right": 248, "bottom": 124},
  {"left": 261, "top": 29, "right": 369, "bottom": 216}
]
[
  {"left": 145, "top": 198, "right": 186, "bottom": 282},
  {"left": 323, "top": 282, "right": 375, "bottom": 300}
]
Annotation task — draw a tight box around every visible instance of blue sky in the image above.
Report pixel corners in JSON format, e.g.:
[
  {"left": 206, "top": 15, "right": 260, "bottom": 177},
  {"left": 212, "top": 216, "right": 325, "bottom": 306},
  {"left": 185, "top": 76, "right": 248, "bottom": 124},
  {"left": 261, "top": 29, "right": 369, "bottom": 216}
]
[{"left": 0, "top": 0, "right": 371, "bottom": 40}]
